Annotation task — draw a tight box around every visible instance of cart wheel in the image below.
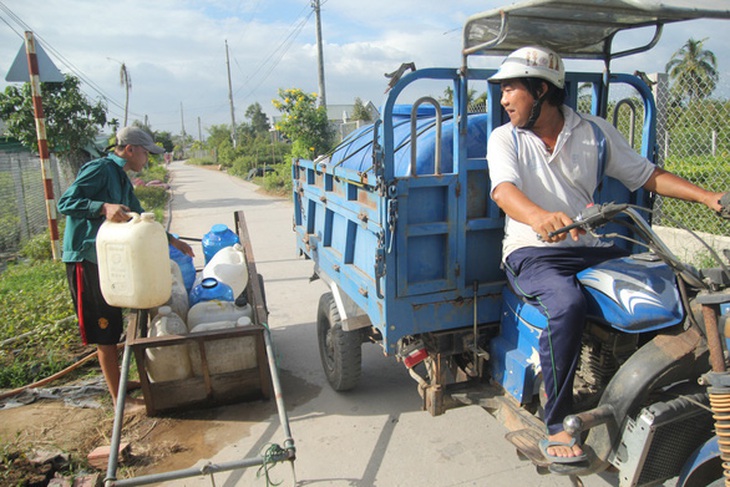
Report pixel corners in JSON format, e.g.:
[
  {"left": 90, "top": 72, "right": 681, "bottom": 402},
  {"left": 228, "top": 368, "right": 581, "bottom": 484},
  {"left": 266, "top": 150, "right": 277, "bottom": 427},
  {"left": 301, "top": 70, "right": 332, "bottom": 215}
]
[{"left": 317, "top": 292, "right": 362, "bottom": 391}]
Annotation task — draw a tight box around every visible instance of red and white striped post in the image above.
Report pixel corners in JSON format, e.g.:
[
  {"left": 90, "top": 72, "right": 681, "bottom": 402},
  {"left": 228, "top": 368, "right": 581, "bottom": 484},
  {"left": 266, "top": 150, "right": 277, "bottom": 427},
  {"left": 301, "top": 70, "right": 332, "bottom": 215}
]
[{"left": 24, "top": 31, "right": 60, "bottom": 260}]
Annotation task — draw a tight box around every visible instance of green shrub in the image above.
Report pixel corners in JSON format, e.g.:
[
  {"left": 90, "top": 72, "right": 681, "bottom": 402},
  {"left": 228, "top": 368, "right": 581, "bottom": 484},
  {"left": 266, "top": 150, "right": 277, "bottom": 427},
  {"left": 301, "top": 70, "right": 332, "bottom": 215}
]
[
  {"left": 135, "top": 184, "right": 168, "bottom": 208},
  {"left": 262, "top": 161, "right": 292, "bottom": 195},
  {"left": 20, "top": 230, "right": 54, "bottom": 262},
  {"left": 0, "top": 260, "right": 78, "bottom": 388}
]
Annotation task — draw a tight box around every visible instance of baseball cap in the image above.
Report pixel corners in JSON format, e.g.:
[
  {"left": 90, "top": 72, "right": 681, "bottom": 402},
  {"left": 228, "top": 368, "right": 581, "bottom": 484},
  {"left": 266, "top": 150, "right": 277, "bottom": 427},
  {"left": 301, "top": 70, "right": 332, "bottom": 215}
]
[{"left": 116, "top": 126, "right": 165, "bottom": 154}]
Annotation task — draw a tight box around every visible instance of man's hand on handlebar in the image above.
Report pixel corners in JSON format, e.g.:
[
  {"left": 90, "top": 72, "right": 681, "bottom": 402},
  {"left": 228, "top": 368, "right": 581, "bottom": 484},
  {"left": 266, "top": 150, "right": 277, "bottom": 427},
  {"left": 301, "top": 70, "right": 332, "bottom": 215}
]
[
  {"left": 532, "top": 211, "right": 585, "bottom": 243},
  {"left": 718, "top": 192, "right": 730, "bottom": 220}
]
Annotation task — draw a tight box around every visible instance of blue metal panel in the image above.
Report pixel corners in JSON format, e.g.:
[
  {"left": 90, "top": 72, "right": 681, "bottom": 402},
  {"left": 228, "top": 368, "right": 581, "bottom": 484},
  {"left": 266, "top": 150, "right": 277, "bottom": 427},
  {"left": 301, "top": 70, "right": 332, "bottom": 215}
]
[{"left": 490, "top": 287, "right": 545, "bottom": 402}]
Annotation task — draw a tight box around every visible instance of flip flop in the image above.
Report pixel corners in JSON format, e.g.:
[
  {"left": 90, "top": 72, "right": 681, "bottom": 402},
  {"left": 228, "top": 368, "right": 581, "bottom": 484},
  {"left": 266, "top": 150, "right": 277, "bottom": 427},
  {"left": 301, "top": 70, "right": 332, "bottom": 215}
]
[{"left": 539, "top": 437, "right": 587, "bottom": 464}]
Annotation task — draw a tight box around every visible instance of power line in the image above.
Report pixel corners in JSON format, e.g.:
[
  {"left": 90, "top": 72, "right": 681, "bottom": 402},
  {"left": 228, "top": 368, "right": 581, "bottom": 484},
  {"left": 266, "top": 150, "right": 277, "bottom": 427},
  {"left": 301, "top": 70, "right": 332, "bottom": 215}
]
[
  {"left": 0, "top": 1, "right": 138, "bottom": 119},
  {"left": 230, "top": 2, "right": 314, "bottom": 105}
]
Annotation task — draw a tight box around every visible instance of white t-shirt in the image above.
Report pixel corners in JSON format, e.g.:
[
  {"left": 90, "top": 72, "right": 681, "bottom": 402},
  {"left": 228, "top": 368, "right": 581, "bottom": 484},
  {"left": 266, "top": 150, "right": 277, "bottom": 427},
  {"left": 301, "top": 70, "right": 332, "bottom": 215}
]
[{"left": 487, "top": 105, "right": 655, "bottom": 260}]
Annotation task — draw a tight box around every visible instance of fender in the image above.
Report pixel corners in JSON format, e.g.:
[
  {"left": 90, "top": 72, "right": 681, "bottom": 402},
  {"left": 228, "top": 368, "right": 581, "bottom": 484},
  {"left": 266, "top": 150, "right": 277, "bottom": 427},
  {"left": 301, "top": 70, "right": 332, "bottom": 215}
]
[
  {"left": 315, "top": 265, "right": 372, "bottom": 331},
  {"left": 561, "top": 325, "right": 708, "bottom": 475},
  {"left": 676, "top": 436, "right": 722, "bottom": 487}
]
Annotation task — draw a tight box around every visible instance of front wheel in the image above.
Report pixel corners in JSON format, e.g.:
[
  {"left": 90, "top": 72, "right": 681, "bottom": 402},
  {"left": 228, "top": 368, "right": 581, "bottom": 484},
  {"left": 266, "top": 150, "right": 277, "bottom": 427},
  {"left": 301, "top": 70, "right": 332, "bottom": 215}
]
[{"left": 317, "top": 292, "right": 363, "bottom": 391}]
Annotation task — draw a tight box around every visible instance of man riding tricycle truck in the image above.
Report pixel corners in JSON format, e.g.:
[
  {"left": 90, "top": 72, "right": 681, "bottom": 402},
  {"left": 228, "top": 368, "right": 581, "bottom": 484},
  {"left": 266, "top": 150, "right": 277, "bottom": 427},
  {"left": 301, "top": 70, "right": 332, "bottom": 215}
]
[{"left": 292, "top": 1, "right": 730, "bottom": 485}]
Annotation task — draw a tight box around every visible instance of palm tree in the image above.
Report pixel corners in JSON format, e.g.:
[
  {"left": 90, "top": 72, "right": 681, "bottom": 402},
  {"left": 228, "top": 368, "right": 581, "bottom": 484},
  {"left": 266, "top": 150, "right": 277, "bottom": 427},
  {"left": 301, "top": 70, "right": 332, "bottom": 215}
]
[{"left": 665, "top": 38, "right": 718, "bottom": 103}]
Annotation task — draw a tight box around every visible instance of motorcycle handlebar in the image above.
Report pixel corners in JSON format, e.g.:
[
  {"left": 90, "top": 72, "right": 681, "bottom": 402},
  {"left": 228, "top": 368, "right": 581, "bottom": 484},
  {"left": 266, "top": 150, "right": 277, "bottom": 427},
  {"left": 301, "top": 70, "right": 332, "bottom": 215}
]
[{"left": 547, "top": 202, "right": 630, "bottom": 239}]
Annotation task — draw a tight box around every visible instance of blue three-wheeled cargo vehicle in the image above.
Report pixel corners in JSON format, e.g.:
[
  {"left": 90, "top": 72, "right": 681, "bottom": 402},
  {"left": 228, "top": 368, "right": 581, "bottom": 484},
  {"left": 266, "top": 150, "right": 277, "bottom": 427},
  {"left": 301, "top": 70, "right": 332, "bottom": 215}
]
[{"left": 293, "top": 1, "right": 730, "bottom": 485}]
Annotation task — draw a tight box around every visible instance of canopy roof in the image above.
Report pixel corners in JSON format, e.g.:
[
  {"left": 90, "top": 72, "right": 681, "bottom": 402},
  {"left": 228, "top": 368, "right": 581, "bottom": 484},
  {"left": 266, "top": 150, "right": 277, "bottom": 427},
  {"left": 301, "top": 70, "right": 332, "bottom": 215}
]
[{"left": 463, "top": 0, "right": 730, "bottom": 63}]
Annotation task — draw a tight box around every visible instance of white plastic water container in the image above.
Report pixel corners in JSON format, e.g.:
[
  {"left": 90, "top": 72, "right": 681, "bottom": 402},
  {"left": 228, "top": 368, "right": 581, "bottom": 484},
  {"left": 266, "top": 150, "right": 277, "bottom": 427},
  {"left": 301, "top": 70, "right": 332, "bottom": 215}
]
[
  {"left": 201, "top": 244, "right": 248, "bottom": 297},
  {"left": 186, "top": 300, "right": 253, "bottom": 331},
  {"left": 152, "top": 261, "right": 190, "bottom": 322},
  {"left": 96, "top": 212, "right": 171, "bottom": 309},
  {"left": 169, "top": 261, "right": 189, "bottom": 322},
  {"left": 188, "top": 316, "right": 256, "bottom": 376},
  {"left": 146, "top": 306, "right": 192, "bottom": 382}
]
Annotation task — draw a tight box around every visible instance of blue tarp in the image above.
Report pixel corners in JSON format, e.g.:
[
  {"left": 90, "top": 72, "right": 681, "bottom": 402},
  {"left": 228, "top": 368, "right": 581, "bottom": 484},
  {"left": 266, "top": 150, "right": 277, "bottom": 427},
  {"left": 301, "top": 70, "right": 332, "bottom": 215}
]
[{"left": 330, "top": 105, "right": 488, "bottom": 177}]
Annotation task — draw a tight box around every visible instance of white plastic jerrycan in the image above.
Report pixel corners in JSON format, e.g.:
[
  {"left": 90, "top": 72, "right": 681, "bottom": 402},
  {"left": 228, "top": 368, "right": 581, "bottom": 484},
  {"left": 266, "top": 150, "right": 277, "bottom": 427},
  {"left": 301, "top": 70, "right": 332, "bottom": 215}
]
[
  {"left": 201, "top": 243, "right": 248, "bottom": 298},
  {"left": 146, "top": 306, "right": 192, "bottom": 382},
  {"left": 96, "top": 212, "right": 172, "bottom": 309}
]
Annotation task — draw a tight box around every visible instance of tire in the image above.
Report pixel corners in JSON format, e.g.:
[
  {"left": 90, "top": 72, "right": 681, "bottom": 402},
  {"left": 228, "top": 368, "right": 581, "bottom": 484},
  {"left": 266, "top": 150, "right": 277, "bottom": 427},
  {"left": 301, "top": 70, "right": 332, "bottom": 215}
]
[{"left": 317, "top": 292, "right": 362, "bottom": 391}]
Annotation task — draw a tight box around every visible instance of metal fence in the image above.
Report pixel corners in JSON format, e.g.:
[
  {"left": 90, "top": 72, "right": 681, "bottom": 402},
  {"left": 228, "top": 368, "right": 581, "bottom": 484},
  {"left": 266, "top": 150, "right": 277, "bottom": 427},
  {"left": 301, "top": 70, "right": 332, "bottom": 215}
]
[
  {"left": 605, "top": 73, "right": 730, "bottom": 264},
  {"left": 0, "top": 150, "right": 73, "bottom": 256}
]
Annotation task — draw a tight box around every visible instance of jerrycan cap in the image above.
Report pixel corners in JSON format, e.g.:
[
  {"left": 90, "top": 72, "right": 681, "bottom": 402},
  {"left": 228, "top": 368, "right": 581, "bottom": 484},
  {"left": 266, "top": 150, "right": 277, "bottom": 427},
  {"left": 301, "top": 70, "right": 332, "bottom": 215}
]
[
  {"left": 211, "top": 224, "right": 229, "bottom": 234},
  {"left": 201, "top": 277, "right": 219, "bottom": 288}
]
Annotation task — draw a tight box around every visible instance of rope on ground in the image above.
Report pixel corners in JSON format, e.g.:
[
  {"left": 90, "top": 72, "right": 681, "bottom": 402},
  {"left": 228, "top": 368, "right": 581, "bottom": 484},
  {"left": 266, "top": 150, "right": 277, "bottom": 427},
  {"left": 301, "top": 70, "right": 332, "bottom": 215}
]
[{"left": 256, "top": 443, "right": 287, "bottom": 487}]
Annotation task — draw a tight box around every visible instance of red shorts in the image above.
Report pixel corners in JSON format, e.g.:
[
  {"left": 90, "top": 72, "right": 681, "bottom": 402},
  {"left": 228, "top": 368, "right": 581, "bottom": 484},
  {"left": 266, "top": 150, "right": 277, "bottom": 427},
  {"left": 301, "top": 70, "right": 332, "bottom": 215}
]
[{"left": 65, "top": 261, "right": 124, "bottom": 346}]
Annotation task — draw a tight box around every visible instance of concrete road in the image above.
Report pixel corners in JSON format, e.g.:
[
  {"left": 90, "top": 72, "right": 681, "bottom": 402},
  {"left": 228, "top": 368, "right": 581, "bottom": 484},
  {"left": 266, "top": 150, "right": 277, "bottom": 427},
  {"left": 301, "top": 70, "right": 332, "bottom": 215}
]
[{"left": 157, "top": 160, "right": 618, "bottom": 487}]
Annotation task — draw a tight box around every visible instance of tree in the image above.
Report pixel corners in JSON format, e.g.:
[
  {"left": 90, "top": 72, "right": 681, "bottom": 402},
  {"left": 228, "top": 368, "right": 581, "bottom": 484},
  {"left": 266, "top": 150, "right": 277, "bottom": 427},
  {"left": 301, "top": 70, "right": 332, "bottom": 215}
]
[
  {"left": 665, "top": 38, "right": 719, "bottom": 103},
  {"left": 245, "top": 103, "right": 271, "bottom": 135},
  {"left": 154, "top": 130, "right": 174, "bottom": 153},
  {"left": 351, "top": 98, "right": 372, "bottom": 122},
  {"left": 0, "top": 75, "right": 107, "bottom": 173},
  {"left": 272, "top": 88, "right": 334, "bottom": 159},
  {"left": 438, "top": 87, "right": 484, "bottom": 111}
]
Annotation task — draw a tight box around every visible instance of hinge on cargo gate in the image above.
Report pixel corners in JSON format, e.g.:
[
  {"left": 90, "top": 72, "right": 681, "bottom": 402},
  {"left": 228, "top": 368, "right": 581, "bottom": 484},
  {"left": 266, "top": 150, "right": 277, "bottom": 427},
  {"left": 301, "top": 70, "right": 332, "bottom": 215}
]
[
  {"left": 375, "top": 230, "right": 386, "bottom": 299},
  {"left": 372, "top": 120, "right": 387, "bottom": 196},
  {"left": 387, "top": 192, "right": 398, "bottom": 254}
]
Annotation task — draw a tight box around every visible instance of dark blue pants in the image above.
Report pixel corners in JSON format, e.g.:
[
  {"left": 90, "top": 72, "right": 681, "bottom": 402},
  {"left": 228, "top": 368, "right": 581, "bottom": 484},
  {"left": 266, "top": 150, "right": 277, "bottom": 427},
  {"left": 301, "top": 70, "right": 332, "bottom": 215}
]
[{"left": 504, "top": 245, "right": 628, "bottom": 435}]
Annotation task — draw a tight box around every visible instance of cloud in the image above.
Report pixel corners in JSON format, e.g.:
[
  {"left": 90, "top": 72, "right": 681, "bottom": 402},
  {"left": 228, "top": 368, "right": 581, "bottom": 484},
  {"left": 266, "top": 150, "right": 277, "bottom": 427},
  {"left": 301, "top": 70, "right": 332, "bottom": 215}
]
[{"left": 1, "top": 0, "right": 729, "bottom": 136}]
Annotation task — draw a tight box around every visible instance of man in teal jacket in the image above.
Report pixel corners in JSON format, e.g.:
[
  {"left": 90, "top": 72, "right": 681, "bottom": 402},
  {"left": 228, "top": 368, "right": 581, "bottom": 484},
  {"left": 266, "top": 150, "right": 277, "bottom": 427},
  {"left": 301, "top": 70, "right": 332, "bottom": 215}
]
[{"left": 58, "top": 126, "right": 193, "bottom": 410}]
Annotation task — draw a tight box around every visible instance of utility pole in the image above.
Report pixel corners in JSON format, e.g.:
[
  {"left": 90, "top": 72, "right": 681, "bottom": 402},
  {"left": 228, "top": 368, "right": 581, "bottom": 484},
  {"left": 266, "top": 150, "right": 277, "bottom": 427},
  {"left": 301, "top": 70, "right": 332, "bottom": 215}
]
[
  {"left": 180, "top": 102, "right": 186, "bottom": 158},
  {"left": 225, "top": 40, "right": 237, "bottom": 148},
  {"left": 312, "top": 0, "right": 327, "bottom": 109},
  {"left": 198, "top": 116, "right": 203, "bottom": 142},
  {"left": 119, "top": 62, "right": 131, "bottom": 127}
]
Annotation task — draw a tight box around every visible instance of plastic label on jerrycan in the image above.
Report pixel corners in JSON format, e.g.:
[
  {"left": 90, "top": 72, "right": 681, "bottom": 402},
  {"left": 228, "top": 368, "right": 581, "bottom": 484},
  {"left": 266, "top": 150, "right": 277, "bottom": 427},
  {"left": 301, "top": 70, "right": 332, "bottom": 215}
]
[
  {"left": 202, "top": 224, "right": 240, "bottom": 264},
  {"left": 96, "top": 212, "right": 171, "bottom": 309}
]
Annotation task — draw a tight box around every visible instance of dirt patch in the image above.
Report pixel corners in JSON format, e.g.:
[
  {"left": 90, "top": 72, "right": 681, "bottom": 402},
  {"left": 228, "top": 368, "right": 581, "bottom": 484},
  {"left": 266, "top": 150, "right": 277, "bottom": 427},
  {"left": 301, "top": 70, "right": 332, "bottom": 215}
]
[
  {"left": 0, "top": 367, "right": 312, "bottom": 485},
  {"left": 0, "top": 393, "right": 276, "bottom": 484}
]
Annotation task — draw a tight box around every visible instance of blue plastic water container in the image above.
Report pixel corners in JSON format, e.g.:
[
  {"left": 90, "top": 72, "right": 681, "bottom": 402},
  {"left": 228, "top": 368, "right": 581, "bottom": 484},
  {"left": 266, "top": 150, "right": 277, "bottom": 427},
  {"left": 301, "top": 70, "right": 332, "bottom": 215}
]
[
  {"left": 189, "top": 277, "right": 234, "bottom": 307},
  {"left": 202, "top": 224, "right": 240, "bottom": 264},
  {"left": 169, "top": 241, "right": 196, "bottom": 293}
]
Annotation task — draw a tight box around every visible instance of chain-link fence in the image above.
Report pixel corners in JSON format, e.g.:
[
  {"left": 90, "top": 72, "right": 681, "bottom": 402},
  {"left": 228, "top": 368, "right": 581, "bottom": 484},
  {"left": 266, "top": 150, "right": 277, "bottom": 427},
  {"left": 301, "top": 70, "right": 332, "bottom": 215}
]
[
  {"left": 605, "top": 73, "right": 730, "bottom": 265},
  {"left": 0, "top": 150, "right": 73, "bottom": 257}
]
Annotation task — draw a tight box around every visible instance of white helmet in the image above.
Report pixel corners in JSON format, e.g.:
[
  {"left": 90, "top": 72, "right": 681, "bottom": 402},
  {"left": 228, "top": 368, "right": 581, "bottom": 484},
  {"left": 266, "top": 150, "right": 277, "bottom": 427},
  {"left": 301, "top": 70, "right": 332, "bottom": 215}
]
[{"left": 488, "top": 46, "right": 565, "bottom": 89}]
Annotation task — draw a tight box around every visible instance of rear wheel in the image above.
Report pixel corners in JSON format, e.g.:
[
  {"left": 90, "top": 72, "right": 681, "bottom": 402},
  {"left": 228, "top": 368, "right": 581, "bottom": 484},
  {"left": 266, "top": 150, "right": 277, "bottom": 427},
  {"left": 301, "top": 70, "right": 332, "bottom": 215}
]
[{"left": 317, "top": 292, "right": 362, "bottom": 391}]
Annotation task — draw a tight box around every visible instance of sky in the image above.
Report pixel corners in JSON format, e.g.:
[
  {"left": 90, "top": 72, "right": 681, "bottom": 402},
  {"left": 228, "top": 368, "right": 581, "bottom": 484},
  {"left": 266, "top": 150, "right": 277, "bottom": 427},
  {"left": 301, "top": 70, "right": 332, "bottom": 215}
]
[{"left": 1, "top": 0, "right": 729, "bottom": 139}]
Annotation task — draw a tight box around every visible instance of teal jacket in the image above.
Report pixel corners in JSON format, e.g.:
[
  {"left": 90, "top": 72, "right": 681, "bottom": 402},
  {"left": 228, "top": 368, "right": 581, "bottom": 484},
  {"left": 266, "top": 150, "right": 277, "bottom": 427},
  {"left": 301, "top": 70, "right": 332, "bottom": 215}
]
[{"left": 58, "top": 154, "right": 144, "bottom": 264}]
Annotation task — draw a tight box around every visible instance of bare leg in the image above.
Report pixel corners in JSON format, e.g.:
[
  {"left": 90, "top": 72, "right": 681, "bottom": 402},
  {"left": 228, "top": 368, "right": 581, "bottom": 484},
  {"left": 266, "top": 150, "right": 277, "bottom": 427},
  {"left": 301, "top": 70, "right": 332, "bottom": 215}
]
[
  {"left": 97, "top": 344, "right": 144, "bottom": 410},
  {"left": 97, "top": 344, "right": 121, "bottom": 405},
  {"left": 547, "top": 430, "right": 583, "bottom": 458}
]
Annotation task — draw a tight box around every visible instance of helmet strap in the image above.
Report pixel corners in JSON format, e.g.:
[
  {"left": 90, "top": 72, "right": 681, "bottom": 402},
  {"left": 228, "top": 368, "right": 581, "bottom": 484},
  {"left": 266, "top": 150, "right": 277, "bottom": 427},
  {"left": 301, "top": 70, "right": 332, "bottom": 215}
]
[{"left": 522, "top": 97, "right": 544, "bottom": 130}]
